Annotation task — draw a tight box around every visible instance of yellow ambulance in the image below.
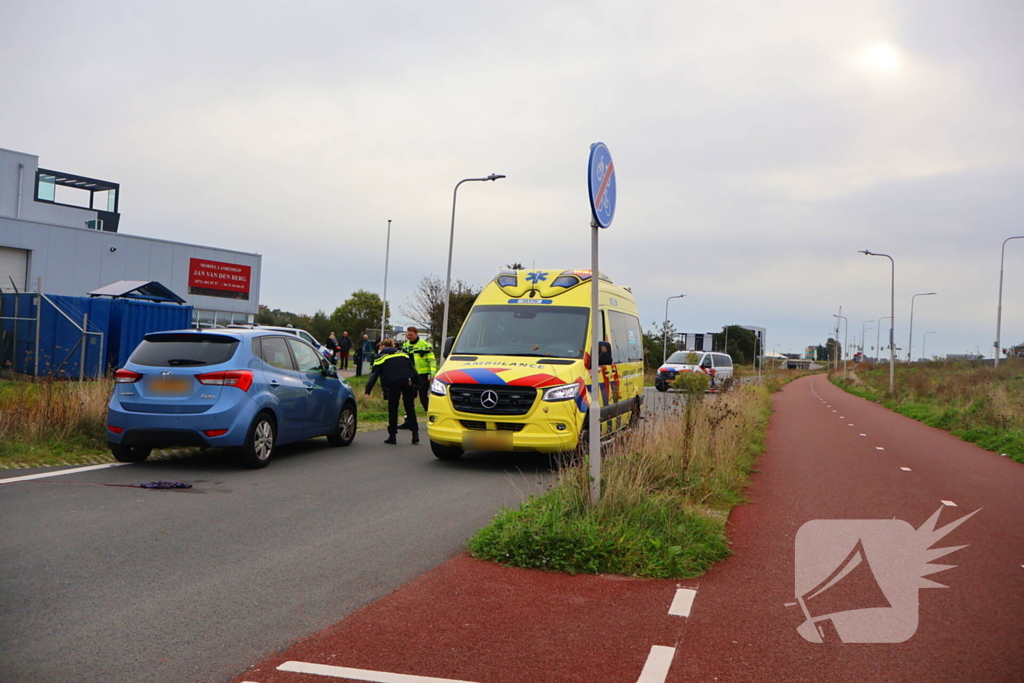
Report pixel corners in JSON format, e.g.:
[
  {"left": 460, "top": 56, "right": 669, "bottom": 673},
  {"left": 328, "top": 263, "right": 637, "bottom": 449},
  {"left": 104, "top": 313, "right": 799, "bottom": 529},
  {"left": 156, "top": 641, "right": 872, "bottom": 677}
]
[{"left": 426, "top": 268, "right": 645, "bottom": 460}]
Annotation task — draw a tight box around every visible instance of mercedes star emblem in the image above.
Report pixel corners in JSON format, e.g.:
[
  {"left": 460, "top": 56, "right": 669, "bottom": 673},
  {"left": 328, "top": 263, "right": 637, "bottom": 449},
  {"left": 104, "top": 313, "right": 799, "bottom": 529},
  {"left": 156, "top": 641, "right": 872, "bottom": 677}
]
[{"left": 480, "top": 389, "right": 499, "bottom": 409}]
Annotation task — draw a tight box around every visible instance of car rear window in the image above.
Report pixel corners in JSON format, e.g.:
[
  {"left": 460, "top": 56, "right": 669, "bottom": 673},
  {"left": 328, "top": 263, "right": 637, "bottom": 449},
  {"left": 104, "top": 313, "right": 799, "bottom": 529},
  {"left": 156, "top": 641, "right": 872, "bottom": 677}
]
[{"left": 129, "top": 333, "right": 240, "bottom": 367}]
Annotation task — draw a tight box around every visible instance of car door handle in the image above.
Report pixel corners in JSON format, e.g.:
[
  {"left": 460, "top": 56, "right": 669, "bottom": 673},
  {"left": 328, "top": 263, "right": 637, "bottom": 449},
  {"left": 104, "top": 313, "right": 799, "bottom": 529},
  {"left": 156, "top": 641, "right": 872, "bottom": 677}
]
[
  {"left": 303, "top": 382, "right": 315, "bottom": 391},
  {"left": 269, "top": 380, "right": 280, "bottom": 388}
]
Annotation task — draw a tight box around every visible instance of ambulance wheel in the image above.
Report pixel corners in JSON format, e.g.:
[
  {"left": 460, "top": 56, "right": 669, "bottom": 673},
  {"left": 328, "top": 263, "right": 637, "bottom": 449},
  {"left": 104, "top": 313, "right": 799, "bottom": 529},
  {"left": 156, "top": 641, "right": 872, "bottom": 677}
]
[{"left": 430, "top": 441, "right": 464, "bottom": 460}]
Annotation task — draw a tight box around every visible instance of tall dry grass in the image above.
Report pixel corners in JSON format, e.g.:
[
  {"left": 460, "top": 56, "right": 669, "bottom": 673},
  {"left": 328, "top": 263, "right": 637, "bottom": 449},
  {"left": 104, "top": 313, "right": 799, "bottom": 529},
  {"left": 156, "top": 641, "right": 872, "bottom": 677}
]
[
  {"left": 0, "top": 379, "right": 111, "bottom": 457},
  {"left": 470, "top": 383, "right": 772, "bottom": 577}
]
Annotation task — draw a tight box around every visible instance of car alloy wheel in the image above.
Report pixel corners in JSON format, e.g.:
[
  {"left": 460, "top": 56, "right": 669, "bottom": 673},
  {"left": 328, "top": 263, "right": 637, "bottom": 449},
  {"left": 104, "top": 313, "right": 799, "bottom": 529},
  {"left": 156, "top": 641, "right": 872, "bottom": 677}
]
[{"left": 253, "top": 419, "right": 274, "bottom": 461}]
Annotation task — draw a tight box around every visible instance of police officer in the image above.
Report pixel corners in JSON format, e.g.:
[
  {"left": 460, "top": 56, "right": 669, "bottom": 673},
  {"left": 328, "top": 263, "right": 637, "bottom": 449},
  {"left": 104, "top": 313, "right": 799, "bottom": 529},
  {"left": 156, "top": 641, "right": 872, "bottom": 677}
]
[
  {"left": 402, "top": 326, "right": 436, "bottom": 412},
  {"left": 365, "top": 338, "right": 420, "bottom": 444}
]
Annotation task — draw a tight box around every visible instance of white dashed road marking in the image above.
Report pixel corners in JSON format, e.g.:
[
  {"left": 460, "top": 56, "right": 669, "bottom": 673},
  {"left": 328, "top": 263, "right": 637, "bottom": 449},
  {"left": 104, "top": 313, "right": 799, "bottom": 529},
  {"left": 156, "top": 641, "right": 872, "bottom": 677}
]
[
  {"left": 876, "top": 447, "right": 885, "bottom": 451},
  {"left": 900, "top": 467, "right": 912, "bottom": 471},
  {"left": 636, "top": 646, "right": 676, "bottom": 683},
  {"left": 0, "top": 463, "right": 127, "bottom": 485},
  {"left": 860, "top": 433, "right": 867, "bottom": 437},
  {"left": 278, "top": 661, "right": 479, "bottom": 682},
  {"left": 848, "top": 424, "right": 855, "bottom": 426},
  {"left": 668, "top": 588, "right": 697, "bottom": 617},
  {"left": 941, "top": 500, "right": 957, "bottom": 507}
]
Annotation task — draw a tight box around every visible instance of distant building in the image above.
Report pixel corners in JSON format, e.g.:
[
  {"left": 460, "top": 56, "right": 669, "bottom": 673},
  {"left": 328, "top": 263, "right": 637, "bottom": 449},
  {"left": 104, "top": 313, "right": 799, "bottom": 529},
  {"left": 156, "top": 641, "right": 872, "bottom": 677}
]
[
  {"left": 674, "top": 332, "right": 716, "bottom": 352},
  {"left": 946, "top": 353, "right": 983, "bottom": 361},
  {"left": 0, "top": 147, "right": 261, "bottom": 326}
]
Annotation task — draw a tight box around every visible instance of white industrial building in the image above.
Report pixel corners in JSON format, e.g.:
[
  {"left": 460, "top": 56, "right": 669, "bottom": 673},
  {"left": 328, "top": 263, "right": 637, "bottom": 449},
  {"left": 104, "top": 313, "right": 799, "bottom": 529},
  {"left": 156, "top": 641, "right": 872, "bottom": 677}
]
[{"left": 0, "top": 147, "right": 261, "bottom": 326}]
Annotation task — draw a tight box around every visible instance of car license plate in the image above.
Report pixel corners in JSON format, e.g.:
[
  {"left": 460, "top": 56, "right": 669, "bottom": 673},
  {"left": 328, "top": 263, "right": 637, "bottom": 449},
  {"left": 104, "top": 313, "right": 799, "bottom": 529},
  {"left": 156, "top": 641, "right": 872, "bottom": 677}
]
[
  {"left": 149, "top": 377, "right": 192, "bottom": 395},
  {"left": 463, "top": 431, "right": 513, "bottom": 451}
]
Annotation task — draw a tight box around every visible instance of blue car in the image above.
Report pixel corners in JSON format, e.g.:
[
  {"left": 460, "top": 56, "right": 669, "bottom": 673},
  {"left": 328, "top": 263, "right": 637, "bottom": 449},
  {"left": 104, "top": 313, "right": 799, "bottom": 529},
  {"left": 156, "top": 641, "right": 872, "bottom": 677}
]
[{"left": 106, "top": 328, "right": 357, "bottom": 468}]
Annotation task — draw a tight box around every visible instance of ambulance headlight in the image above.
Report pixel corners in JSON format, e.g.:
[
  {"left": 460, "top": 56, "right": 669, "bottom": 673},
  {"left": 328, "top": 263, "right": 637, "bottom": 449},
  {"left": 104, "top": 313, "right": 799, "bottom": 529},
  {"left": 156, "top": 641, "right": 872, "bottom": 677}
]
[
  {"left": 430, "top": 378, "right": 449, "bottom": 396},
  {"left": 542, "top": 383, "right": 580, "bottom": 402}
]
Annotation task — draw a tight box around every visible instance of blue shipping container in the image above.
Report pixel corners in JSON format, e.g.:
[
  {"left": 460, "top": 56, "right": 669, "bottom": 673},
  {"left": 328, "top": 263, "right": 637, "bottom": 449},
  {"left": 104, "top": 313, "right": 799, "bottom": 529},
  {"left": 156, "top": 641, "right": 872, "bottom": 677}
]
[
  {"left": 107, "top": 299, "right": 193, "bottom": 370},
  {"left": 0, "top": 293, "right": 192, "bottom": 378}
]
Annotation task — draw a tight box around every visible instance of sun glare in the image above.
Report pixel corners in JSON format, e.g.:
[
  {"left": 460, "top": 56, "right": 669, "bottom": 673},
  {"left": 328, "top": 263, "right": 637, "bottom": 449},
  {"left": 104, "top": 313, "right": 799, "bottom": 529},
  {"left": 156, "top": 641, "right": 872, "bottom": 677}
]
[{"left": 859, "top": 42, "right": 903, "bottom": 73}]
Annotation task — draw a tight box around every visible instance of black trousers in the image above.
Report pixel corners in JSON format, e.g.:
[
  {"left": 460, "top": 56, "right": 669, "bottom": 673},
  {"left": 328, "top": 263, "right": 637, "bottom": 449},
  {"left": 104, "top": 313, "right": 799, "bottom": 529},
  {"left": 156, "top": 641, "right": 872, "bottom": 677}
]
[
  {"left": 387, "top": 380, "right": 418, "bottom": 436},
  {"left": 354, "top": 351, "right": 363, "bottom": 376},
  {"left": 339, "top": 352, "right": 350, "bottom": 370},
  {"left": 416, "top": 374, "right": 431, "bottom": 411}
]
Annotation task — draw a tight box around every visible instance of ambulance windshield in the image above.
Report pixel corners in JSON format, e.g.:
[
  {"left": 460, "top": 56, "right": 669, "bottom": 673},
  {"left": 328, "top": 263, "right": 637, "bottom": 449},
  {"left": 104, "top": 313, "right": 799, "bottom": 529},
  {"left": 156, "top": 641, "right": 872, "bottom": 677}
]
[{"left": 453, "top": 305, "right": 589, "bottom": 359}]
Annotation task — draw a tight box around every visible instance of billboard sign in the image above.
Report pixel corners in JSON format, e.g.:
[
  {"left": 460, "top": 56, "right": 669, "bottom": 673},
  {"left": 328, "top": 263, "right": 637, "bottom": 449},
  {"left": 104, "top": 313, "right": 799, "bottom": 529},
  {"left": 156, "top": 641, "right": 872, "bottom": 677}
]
[{"left": 188, "top": 258, "right": 251, "bottom": 300}]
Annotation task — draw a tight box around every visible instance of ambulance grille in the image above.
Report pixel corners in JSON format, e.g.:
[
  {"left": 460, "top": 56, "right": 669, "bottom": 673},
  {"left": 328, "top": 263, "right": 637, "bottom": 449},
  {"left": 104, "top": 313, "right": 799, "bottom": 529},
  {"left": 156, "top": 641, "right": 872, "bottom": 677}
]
[{"left": 448, "top": 385, "right": 537, "bottom": 416}]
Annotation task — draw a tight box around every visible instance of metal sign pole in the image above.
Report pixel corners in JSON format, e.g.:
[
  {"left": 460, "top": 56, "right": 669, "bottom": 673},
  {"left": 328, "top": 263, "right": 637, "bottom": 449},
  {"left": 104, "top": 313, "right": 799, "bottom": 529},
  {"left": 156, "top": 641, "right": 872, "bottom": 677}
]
[
  {"left": 589, "top": 222, "right": 601, "bottom": 506},
  {"left": 585, "top": 141, "right": 616, "bottom": 507}
]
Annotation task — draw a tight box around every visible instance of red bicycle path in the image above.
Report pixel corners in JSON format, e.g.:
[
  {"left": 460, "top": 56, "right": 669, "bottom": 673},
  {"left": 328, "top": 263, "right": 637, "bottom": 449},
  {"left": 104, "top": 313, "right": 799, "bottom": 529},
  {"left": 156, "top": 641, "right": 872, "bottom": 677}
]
[{"left": 231, "top": 375, "right": 1024, "bottom": 683}]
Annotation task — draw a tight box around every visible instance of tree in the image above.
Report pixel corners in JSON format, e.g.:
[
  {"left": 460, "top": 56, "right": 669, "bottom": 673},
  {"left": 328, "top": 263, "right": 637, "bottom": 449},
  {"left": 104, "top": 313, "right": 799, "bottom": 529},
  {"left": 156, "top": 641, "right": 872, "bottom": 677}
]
[
  {"left": 643, "top": 321, "right": 677, "bottom": 368},
  {"left": 403, "top": 275, "right": 481, "bottom": 348},
  {"left": 718, "top": 325, "right": 756, "bottom": 365},
  {"left": 824, "top": 337, "right": 842, "bottom": 365},
  {"left": 505, "top": 262, "right": 525, "bottom": 270},
  {"left": 331, "top": 290, "right": 388, "bottom": 340}
]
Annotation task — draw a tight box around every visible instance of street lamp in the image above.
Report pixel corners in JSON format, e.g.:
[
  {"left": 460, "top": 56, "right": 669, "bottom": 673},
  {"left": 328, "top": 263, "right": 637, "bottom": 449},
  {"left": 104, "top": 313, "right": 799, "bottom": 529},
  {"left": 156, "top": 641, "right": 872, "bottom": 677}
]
[
  {"left": 908, "top": 292, "right": 937, "bottom": 362},
  {"left": 662, "top": 294, "right": 686, "bottom": 364},
  {"left": 441, "top": 174, "right": 506, "bottom": 354},
  {"left": 833, "top": 314, "right": 848, "bottom": 378},
  {"left": 380, "top": 219, "right": 391, "bottom": 342},
  {"left": 876, "top": 316, "right": 892, "bottom": 363},
  {"left": 922, "top": 331, "right": 938, "bottom": 361},
  {"left": 995, "top": 236, "right": 1024, "bottom": 367},
  {"left": 860, "top": 250, "right": 896, "bottom": 393}
]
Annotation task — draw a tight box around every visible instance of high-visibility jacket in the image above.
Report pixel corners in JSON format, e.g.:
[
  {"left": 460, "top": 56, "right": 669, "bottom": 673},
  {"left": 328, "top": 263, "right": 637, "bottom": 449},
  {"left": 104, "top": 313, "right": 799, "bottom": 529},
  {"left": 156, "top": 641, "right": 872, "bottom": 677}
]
[{"left": 402, "top": 337, "right": 437, "bottom": 376}]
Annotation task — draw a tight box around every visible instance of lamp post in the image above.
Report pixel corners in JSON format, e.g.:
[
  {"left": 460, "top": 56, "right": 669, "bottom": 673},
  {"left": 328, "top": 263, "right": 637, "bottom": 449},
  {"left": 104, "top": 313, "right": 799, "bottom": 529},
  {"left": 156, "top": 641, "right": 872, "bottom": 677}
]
[
  {"left": 833, "top": 314, "right": 848, "bottom": 379},
  {"left": 662, "top": 294, "right": 686, "bottom": 364},
  {"left": 860, "top": 250, "right": 896, "bottom": 393},
  {"left": 923, "top": 331, "right": 937, "bottom": 361},
  {"left": 441, "top": 174, "right": 505, "bottom": 353},
  {"left": 995, "top": 236, "right": 1024, "bottom": 367},
  {"left": 861, "top": 320, "right": 873, "bottom": 355},
  {"left": 908, "top": 292, "right": 937, "bottom": 362},
  {"left": 876, "top": 315, "right": 892, "bottom": 363},
  {"left": 380, "top": 219, "right": 391, "bottom": 342}
]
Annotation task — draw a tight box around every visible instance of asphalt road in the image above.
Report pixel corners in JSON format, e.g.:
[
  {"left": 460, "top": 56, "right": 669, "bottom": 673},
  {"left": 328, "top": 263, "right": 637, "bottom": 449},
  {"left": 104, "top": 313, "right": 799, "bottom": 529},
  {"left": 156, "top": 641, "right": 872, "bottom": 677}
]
[{"left": 0, "top": 427, "right": 552, "bottom": 683}]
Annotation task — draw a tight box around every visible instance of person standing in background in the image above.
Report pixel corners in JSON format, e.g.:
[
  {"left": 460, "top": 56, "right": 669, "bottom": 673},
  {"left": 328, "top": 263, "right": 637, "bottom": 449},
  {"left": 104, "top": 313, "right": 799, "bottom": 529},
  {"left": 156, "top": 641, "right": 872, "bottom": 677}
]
[
  {"left": 357, "top": 334, "right": 373, "bottom": 377},
  {"left": 402, "top": 326, "right": 436, "bottom": 413},
  {"left": 338, "top": 331, "right": 353, "bottom": 371},
  {"left": 324, "top": 332, "right": 340, "bottom": 368}
]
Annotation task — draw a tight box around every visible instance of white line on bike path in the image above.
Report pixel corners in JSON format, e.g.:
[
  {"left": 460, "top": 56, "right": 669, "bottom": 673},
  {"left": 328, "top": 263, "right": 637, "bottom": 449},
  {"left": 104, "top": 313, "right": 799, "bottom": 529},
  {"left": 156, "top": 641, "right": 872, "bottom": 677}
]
[
  {"left": 0, "top": 463, "right": 127, "bottom": 485},
  {"left": 278, "top": 660, "right": 479, "bottom": 682}
]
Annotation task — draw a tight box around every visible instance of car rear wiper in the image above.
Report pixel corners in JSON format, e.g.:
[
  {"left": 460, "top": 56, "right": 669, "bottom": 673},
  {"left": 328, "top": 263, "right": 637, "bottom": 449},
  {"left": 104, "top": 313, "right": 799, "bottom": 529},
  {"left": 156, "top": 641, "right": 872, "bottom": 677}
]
[{"left": 165, "top": 359, "right": 207, "bottom": 366}]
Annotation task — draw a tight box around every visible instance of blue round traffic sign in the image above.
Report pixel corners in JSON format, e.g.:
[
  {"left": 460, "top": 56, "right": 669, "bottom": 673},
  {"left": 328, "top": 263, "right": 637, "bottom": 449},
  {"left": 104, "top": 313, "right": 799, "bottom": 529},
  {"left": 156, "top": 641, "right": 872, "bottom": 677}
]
[{"left": 588, "top": 142, "right": 616, "bottom": 229}]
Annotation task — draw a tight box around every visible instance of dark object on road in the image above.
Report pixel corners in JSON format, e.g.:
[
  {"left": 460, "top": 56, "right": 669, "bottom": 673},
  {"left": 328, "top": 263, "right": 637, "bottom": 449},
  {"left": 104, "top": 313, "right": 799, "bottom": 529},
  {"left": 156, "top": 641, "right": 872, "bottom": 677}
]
[{"left": 139, "top": 481, "right": 192, "bottom": 489}]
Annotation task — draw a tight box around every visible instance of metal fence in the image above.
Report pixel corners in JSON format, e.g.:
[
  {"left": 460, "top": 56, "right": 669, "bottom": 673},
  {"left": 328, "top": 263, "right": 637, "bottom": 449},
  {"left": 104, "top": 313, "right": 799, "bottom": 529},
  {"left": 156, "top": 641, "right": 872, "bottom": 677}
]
[{"left": 0, "top": 290, "right": 105, "bottom": 380}]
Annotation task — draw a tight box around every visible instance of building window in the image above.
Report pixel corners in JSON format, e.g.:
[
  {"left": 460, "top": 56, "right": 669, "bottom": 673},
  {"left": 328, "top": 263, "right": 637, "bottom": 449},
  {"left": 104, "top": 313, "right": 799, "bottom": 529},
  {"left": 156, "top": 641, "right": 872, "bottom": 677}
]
[{"left": 36, "top": 173, "right": 56, "bottom": 202}]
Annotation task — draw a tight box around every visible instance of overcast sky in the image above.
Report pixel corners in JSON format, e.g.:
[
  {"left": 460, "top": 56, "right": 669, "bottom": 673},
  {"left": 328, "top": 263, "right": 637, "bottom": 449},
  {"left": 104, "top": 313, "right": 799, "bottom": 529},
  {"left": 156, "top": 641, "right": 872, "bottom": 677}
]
[{"left": 3, "top": 0, "right": 1023, "bottom": 358}]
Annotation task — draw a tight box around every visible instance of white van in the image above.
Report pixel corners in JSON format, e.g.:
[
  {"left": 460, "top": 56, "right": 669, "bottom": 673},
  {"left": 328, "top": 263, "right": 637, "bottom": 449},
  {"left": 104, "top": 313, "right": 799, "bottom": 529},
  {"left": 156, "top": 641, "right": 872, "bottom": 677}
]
[{"left": 655, "top": 351, "right": 734, "bottom": 392}]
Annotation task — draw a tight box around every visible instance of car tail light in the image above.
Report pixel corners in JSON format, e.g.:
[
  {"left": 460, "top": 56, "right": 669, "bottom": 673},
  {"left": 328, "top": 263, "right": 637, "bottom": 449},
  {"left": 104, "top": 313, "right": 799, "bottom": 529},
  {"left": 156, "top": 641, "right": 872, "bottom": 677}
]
[
  {"left": 195, "top": 369, "right": 253, "bottom": 392},
  {"left": 203, "top": 428, "right": 228, "bottom": 437},
  {"left": 108, "top": 425, "right": 124, "bottom": 434},
  {"left": 114, "top": 369, "right": 142, "bottom": 383}
]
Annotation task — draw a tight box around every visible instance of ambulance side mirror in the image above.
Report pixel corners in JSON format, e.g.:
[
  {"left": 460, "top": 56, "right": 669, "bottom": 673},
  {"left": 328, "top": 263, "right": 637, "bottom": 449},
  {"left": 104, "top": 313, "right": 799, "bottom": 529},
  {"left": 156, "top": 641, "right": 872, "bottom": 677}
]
[
  {"left": 598, "top": 341, "right": 613, "bottom": 366},
  {"left": 442, "top": 337, "right": 455, "bottom": 359}
]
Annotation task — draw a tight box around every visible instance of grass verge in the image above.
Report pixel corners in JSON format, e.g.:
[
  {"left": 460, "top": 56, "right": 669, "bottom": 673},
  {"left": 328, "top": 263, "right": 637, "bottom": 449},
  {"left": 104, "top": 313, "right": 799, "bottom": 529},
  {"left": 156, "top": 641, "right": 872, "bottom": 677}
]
[
  {"left": 0, "top": 375, "right": 393, "bottom": 470},
  {"left": 469, "top": 382, "right": 773, "bottom": 578},
  {"left": 831, "top": 359, "right": 1024, "bottom": 464}
]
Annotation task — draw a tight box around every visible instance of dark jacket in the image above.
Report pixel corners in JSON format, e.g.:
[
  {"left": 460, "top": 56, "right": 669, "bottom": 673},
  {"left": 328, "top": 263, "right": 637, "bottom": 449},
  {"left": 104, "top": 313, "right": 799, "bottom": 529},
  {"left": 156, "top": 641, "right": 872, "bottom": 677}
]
[
  {"left": 338, "top": 335, "right": 353, "bottom": 353},
  {"left": 325, "top": 335, "right": 339, "bottom": 352},
  {"left": 365, "top": 347, "right": 419, "bottom": 393}
]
